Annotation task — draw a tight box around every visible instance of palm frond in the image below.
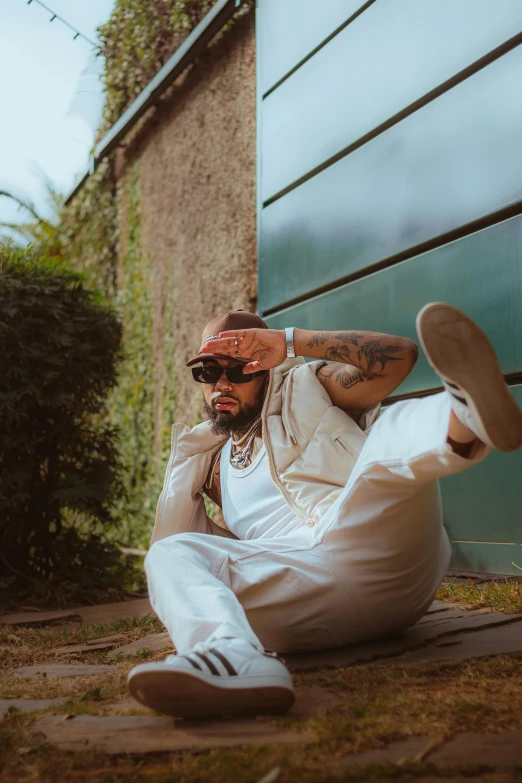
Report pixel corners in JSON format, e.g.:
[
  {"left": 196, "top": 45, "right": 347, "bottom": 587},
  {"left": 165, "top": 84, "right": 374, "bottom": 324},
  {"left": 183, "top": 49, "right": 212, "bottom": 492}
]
[
  {"left": 0, "top": 179, "right": 64, "bottom": 256},
  {"left": 0, "top": 189, "right": 44, "bottom": 225}
]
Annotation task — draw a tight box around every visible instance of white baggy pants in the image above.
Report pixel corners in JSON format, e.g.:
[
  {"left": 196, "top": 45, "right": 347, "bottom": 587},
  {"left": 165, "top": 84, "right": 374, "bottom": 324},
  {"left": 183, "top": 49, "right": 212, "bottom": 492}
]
[{"left": 146, "top": 393, "right": 488, "bottom": 654}]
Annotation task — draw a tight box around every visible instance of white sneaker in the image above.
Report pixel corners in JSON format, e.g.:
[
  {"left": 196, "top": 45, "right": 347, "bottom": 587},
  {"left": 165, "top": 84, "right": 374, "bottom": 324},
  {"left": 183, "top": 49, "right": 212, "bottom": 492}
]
[
  {"left": 128, "top": 637, "right": 295, "bottom": 718},
  {"left": 416, "top": 302, "right": 522, "bottom": 452}
]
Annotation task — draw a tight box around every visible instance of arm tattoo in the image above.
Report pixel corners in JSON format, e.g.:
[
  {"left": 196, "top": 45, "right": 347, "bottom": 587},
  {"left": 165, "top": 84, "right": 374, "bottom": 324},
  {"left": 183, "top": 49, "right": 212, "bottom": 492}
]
[
  {"left": 356, "top": 340, "right": 404, "bottom": 375},
  {"left": 316, "top": 333, "right": 404, "bottom": 387},
  {"left": 307, "top": 330, "right": 363, "bottom": 349},
  {"left": 318, "top": 363, "right": 368, "bottom": 389},
  {"left": 323, "top": 343, "right": 355, "bottom": 366},
  {"left": 306, "top": 331, "right": 332, "bottom": 348},
  {"left": 335, "top": 332, "right": 364, "bottom": 346}
]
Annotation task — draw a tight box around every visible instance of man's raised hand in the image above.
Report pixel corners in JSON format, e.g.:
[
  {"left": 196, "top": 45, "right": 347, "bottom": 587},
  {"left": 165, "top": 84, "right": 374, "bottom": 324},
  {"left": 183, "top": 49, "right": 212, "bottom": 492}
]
[{"left": 201, "top": 328, "right": 287, "bottom": 373}]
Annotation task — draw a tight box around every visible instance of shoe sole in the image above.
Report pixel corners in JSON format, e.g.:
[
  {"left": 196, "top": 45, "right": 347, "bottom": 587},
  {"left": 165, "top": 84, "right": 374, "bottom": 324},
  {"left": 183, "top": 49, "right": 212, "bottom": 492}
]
[
  {"left": 128, "top": 668, "right": 295, "bottom": 718},
  {"left": 416, "top": 303, "right": 522, "bottom": 452}
]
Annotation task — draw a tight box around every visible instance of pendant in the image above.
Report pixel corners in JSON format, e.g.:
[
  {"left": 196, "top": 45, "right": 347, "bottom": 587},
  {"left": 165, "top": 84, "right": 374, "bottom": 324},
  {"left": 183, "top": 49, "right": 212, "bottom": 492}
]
[
  {"left": 231, "top": 454, "right": 247, "bottom": 469},
  {"left": 231, "top": 445, "right": 250, "bottom": 469}
]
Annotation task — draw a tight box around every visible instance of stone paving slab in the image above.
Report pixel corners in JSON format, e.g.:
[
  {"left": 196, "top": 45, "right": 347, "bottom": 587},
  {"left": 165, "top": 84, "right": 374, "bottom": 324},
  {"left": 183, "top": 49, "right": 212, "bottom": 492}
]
[
  {"left": 425, "top": 600, "right": 459, "bottom": 614},
  {"left": 283, "top": 609, "right": 522, "bottom": 672},
  {"left": 87, "top": 635, "right": 124, "bottom": 645},
  {"left": 108, "top": 632, "right": 172, "bottom": 658},
  {"left": 1, "top": 598, "right": 153, "bottom": 627},
  {"left": 31, "top": 714, "right": 313, "bottom": 753},
  {"left": 1, "top": 610, "right": 84, "bottom": 627},
  {"left": 288, "top": 686, "right": 343, "bottom": 719},
  {"left": 342, "top": 731, "right": 522, "bottom": 767},
  {"left": 416, "top": 607, "right": 468, "bottom": 624},
  {"left": 380, "top": 621, "right": 522, "bottom": 667},
  {"left": 103, "top": 686, "right": 342, "bottom": 720},
  {"left": 342, "top": 735, "right": 439, "bottom": 765},
  {"left": 0, "top": 698, "right": 68, "bottom": 717},
  {"left": 14, "top": 664, "right": 117, "bottom": 679},
  {"left": 53, "top": 641, "right": 120, "bottom": 655},
  {"left": 429, "top": 731, "right": 522, "bottom": 766}
]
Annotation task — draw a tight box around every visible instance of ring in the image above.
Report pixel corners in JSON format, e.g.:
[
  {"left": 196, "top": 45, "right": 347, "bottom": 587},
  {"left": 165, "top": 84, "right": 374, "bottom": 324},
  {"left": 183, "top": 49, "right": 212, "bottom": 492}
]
[
  {"left": 236, "top": 349, "right": 241, "bottom": 357},
  {"left": 233, "top": 336, "right": 239, "bottom": 347}
]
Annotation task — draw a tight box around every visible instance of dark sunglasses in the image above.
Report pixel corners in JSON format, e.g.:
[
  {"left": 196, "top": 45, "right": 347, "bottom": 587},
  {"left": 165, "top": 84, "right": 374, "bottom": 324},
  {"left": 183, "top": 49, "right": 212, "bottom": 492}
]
[{"left": 192, "top": 365, "right": 267, "bottom": 384}]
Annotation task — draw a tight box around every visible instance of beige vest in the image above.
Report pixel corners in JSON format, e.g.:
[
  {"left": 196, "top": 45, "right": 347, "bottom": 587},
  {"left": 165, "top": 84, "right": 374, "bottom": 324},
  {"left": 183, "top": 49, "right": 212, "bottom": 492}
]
[{"left": 151, "top": 358, "right": 379, "bottom": 544}]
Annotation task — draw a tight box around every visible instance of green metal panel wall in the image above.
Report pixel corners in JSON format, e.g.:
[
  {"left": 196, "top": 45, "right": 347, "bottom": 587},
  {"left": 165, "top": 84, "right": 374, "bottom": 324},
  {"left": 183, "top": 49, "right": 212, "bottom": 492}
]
[
  {"left": 258, "top": 0, "right": 369, "bottom": 95},
  {"left": 265, "top": 216, "right": 522, "bottom": 392},
  {"left": 257, "top": 0, "right": 522, "bottom": 574},
  {"left": 261, "top": 0, "right": 522, "bottom": 202}
]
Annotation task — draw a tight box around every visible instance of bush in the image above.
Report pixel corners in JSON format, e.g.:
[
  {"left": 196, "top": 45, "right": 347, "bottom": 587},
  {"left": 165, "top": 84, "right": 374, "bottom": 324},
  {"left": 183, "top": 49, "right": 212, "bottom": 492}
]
[{"left": 0, "top": 246, "right": 130, "bottom": 603}]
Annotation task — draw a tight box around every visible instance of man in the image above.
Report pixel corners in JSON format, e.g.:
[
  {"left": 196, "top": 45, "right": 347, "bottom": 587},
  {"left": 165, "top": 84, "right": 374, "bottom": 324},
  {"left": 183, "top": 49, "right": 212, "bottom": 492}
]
[{"left": 128, "top": 303, "right": 522, "bottom": 718}]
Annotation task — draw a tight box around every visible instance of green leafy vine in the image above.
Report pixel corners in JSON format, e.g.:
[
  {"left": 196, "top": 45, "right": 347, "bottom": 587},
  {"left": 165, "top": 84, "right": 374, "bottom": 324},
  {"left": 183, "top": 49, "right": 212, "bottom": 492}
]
[
  {"left": 98, "top": 0, "right": 253, "bottom": 135},
  {"left": 27, "top": 0, "right": 254, "bottom": 546},
  {"left": 108, "top": 162, "right": 177, "bottom": 547}
]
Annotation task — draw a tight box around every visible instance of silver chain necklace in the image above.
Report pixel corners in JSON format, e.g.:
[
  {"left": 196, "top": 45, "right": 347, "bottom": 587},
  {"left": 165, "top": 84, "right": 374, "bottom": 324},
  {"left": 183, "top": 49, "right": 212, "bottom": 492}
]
[
  {"left": 230, "top": 418, "right": 262, "bottom": 469},
  {"left": 232, "top": 417, "right": 261, "bottom": 446}
]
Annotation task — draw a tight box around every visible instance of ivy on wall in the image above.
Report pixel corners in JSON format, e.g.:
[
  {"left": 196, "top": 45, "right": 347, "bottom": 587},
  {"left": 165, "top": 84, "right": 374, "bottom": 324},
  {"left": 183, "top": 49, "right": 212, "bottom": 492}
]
[
  {"left": 53, "top": 0, "right": 254, "bottom": 545},
  {"left": 108, "top": 162, "right": 177, "bottom": 548},
  {"left": 99, "top": 0, "right": 214, "bottom": 133},
  {"left": 60, "top": 160, "right": 119, "bottom": 298},
  {"left": 98, "top": 0, "right": 254, "bottom": 133}
]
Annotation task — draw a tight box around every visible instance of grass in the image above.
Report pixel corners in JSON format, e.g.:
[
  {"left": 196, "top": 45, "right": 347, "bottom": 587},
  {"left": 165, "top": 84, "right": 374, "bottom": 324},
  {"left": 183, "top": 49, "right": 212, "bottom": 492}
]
[
  {"left": 0, "top": 614, "right": 165, "bottom": 655},
  {"left": 2, "top": 589, "right": 522, "bottom": 782},
  {"left": 0, "top": 615, "right": 169, "bottom": 702},
  {"left": 2, "top": 612, "right": 522, "bottom": 781},
  {"left": 437, "top": 578, "right": 522, "bottom": 614},
  {"left": 2, "top": 655, "right": 522, "bottom": 781}
]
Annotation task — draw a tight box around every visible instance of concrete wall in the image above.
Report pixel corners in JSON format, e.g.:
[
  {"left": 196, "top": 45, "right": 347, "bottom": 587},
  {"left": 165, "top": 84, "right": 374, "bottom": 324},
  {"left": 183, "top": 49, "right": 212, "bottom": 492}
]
[{"left": 117, "top": 11, "right": 256, "bottom": 430}]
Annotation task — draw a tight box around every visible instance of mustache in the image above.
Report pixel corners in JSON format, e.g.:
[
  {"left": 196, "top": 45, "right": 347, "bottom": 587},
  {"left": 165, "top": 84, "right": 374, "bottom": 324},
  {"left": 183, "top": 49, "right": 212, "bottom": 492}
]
[{"left": 211, "top": 393, "right": 239, "bottom": 404}]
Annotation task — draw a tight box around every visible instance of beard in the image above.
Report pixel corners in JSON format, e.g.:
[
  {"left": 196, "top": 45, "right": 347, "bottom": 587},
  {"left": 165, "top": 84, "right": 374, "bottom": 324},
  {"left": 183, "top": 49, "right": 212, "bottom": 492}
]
[{"left": 202, "top": 392, "right": 265, "bottom": 437}]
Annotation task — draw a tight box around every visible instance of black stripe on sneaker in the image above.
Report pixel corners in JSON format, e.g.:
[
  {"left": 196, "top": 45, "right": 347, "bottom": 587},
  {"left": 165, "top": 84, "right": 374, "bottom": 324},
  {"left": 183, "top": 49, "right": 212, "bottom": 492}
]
[
  {"left": 208, "top": 648, "right": 238, "bottom": 676},
  {"left": 445, "top": 381, "right": 460, "bottom": 390},
  {"left": 182, "top": 655, "right": 203, "bottom": 671},
  {"left": 449, "top": 391, "right": 468, "bottom": 406},
  {"left": 194, "top": 651, "right": 220, "bottom": 675}
]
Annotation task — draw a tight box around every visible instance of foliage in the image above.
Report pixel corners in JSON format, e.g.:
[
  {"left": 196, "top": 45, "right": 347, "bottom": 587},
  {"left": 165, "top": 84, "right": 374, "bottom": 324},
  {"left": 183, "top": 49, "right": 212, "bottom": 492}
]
[
  {"left": 437, "top": 577, "right": 522, "bottom": 614},
  {"left": 0, "top": 161, "right": 118, "bottom": 299},
  {"left": 98, "top": 0, "right": 215, "bottom": 132},
  {"left": 98, "top": 0, "right": 254, "bottom": 133},
  {"left": 0, "top": 178, "right": 62, "bottom": 257},
  {"left": 107, "top": 162, "right": 177, "bottom": 547},
  {"left": 58, "top": 159, "right": 119, "bottom": 297},
  {"left": 0, "top": 246, "right": 128, "bottom": 597},
  {"left": 0, "top": 167, "right": 173, "bottom": 553},
  {"left": 2, "top": 648, "right": 522, "bottom": 780},
  {"left": 0, "top": 1, "right": 253, "bottom": 561}
]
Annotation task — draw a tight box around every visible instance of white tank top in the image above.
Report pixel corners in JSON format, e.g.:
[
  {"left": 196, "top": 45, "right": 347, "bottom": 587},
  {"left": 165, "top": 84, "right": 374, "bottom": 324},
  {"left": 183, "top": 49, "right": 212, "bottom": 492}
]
[{"left": 220, "top": 438, "right": 302, "bottom": 540}]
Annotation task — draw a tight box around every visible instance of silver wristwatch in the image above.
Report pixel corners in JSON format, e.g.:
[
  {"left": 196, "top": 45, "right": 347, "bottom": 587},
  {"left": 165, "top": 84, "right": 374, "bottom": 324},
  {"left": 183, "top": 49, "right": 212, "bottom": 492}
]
[{"left": 285, "top": 326, "right": 296, "bottom": 358}]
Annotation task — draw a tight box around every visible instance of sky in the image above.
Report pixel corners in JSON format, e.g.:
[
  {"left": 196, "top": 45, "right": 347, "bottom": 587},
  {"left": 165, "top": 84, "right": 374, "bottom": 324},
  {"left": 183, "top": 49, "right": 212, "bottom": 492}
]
[{"left": 0, "top": 0, "right": 116, "bottom": 233}]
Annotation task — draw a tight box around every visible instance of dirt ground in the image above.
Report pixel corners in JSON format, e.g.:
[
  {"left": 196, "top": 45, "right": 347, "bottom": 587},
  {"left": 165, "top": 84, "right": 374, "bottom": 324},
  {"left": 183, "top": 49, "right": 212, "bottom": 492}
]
[{"left": 1, "top": 581, "right": 522, "bottom": 782}]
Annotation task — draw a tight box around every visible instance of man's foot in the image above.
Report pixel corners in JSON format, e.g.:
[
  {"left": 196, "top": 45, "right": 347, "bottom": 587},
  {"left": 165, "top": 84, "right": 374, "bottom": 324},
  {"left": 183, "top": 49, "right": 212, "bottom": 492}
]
[
  {"left": 128, "top": 637, "right": 295, "bottom": 718},
  {"left": 416, "top": 302, "right": 522, "bottom": 452}
]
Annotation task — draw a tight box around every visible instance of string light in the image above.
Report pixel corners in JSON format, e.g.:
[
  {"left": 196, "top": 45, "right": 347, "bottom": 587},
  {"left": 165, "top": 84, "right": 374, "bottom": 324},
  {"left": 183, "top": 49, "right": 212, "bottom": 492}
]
[{"left": 26, "top": 0, "right": 101, "bottom": 50}]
